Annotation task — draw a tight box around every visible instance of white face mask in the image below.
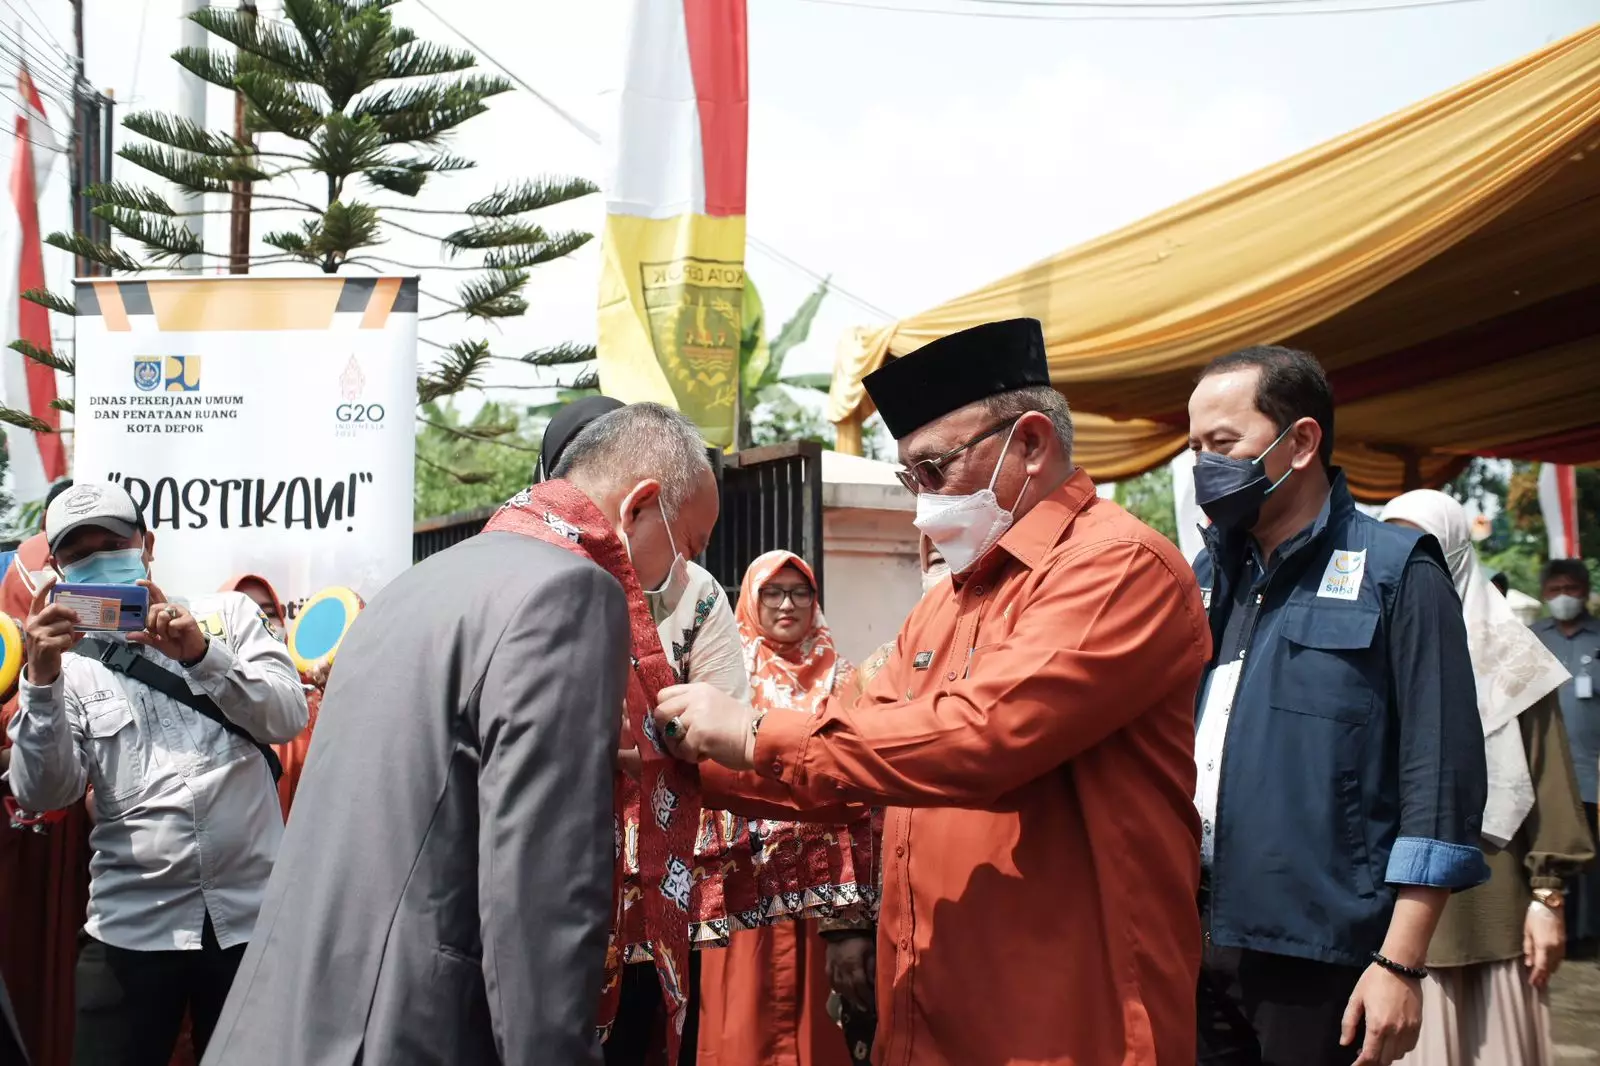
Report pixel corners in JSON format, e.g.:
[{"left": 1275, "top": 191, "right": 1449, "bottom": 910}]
[
  {"left": 920, "top": 562, "right": 951, "bottom": 595},
  {"left": 1547, "top": 594, "right": 1585, "bottom": 623},
  {"left": 620, "top": 489, "right": 690, "bottom": 621},
  {"left": 912, "top": 421, "right": 1030, "bottom": 575}
]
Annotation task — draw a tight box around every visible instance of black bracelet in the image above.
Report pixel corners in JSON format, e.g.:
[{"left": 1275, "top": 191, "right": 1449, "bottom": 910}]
[{"left": 1369, "top": 951, "right": 1427, "bottom": 981}]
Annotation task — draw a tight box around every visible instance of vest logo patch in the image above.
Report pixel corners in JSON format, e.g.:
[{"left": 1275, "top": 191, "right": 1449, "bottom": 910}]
[
  {"left": 1318, "top": 549, "right": 1367, "bottom": 601},
  {"left": 198, "top": 612, "right": 227, "bottom": 639},
  {"left": 1201, "top": 587, "right": 1212, "bottom": 610},
  {"left": 913, "top": 651, "right": 934, "bottom": 671}
]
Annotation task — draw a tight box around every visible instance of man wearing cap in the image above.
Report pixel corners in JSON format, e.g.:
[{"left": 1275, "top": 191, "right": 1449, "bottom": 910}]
[
  {"left": 6, "top": 481, "right": 307, "bottom": 1065},
  {"left": 654, "top": 319, "right": 1211, "bottom": 1065}
]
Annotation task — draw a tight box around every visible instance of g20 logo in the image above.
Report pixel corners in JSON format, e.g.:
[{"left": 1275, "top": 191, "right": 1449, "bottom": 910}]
[{"left": 335, "top": 403, "right": 386, "bottom": 424}]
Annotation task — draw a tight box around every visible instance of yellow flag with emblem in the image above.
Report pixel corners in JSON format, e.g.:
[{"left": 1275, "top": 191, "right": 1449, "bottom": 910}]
[{"left": 594, "top": 0, "right": 748, "bottom": 448}]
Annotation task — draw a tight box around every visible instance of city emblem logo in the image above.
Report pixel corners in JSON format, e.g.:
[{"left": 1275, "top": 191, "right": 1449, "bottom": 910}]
[
  {"left": 133, "top": 358, "right": 161, "bottom": 392},
  {"left": 136, "top": 356, "right": 202, "bottom": 392},
  {"left": 640, "top": 256, "right": 743, "bottom": 440}
]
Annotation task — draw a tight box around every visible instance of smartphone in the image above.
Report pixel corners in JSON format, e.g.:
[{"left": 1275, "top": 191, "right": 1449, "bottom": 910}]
[{"left": 50, "top": 583, "right": 151, "bottom": 633}]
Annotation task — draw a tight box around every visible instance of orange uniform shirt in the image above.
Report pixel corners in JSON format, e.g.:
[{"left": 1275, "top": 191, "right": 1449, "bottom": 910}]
[{"left": 706, "top": 471, "right": 1211, "bottom": 1065}]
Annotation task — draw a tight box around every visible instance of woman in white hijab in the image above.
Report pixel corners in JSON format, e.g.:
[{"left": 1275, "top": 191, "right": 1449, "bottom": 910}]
[{"left": 1381, "top": 490, "right": 1594, "bottom": 1066}]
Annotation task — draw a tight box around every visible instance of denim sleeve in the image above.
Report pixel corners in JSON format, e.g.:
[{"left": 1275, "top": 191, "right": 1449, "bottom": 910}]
[{"left": 1385, "top": 553, "right": 1490, "bottom": 889}]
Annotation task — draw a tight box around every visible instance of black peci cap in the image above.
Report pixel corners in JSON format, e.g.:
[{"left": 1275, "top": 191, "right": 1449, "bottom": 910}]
[{"left": 862, "top": 318, "right": 1051, "bottom": 439}]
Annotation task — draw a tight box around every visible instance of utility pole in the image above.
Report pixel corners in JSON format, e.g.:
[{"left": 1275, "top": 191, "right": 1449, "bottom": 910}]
[
  {"left": 177, "top": 0, "right": 208, "bottom": 273},
  {"left": 68, "top": 0, "right": 87, "bottom": 277},
  {"left": 228, "top": 3, "right": 258, "bottom": 274}
]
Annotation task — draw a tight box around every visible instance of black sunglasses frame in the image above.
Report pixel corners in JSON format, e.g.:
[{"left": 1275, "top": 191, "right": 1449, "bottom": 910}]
[
  {"left": 895, "top": 416, "right": 1022, "bottom": 494},
  {"left": 758, "top": 585, "right": 816, "bottom": 608}
]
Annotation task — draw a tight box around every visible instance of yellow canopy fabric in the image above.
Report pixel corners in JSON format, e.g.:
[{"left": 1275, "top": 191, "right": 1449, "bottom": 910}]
[{"left": 830, "top": 23, "right": 1600, "bottom": 501}]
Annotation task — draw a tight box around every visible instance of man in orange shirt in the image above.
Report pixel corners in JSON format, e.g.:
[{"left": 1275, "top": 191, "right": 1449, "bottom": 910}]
[{"left": 656, "top": 318, "right": 1211, "bottom": 1065}]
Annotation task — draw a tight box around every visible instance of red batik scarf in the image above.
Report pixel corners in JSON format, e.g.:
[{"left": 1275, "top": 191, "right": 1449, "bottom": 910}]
[{"left": 483, "top": 480, "right": 700, "bottom": 1063}]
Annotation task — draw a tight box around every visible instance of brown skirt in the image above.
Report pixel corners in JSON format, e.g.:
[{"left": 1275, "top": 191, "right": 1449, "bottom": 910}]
[{"left": 1398, "top": 958, "right": 1551, "bottom": 1066}]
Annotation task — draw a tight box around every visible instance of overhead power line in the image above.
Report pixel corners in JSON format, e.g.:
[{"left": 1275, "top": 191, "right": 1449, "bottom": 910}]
[
  {"left": 0, "top": 27, "right": 80, "bottom": 105},
  {"left": 0, "top": 0, "right": 76, "bottom": 66},
  {"left": 410, "top": 0, "right": 897, "bottom": 323}
]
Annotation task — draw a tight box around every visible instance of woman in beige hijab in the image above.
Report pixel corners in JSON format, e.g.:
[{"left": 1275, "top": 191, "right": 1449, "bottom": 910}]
[{"left": 1382, "top": 490, "right": 1594, "bottom": 1066}]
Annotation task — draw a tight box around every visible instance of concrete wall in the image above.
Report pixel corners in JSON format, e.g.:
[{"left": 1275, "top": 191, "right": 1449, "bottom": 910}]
[{"left": 819, "top": 451, "right": 921, "bottom": 664}]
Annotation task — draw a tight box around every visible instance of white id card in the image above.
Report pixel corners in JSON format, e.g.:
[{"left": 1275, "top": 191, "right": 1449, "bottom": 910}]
[{"left": 1577, "top": 673, "right": 1594, "bottom": 700}]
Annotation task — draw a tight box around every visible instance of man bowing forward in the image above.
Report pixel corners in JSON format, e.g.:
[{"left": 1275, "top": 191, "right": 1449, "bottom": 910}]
[{"left": 657, "top": 318, "right": 1211, "bottom": 1066}]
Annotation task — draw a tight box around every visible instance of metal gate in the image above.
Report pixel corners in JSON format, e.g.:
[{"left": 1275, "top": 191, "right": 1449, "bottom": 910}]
[
  {"left": 701, "top": 442, "right": 825, "bottom": 601},
  {"left": 412, "top": 441, "right": 827, "bottom": 601}
]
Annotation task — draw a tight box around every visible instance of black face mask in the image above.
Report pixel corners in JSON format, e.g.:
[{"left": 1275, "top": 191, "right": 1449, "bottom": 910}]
[{"left": 1192, "top": 425, "right": 1295, "bottom": 532}]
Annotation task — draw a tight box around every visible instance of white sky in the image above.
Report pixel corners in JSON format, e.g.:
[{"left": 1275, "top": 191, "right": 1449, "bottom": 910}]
[{"left": 5, "top": 0, "right": 1597, "bottom": 405}]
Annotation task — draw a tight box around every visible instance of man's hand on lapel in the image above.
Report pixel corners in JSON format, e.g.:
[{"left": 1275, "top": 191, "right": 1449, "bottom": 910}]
[{"left": 653, "top": 683, "right": 758, "bottom": 770}]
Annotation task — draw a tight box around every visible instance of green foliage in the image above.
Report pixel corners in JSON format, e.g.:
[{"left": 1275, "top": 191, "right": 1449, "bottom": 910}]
[
  {"left": 414, "top": 400, "right": 544, "bottom": 520},
  {"left": 736, "top": 276, "right": 831, "bottom": 449},
  {"left": 748, "top": 390, "right": 835, "bottom": 449},
  {"left": 82, "top": 183, "right": 177, "bottom": 217},
  {"left": 91, "top": 207, "right": 207, "bottom": 265},
  {"left": 529, "top": 273, "right": 837, "bottom": 452},
  {"left": 417, "top": 339, "right": 492, "bottom": 403},
  {"left": 1479, "top": 545, "right": 1545, "bottom": 599},
  {"left": 520, "top": 343, "right": 597, "bottom": 367},
  {"left": 9, "top": 339, "right": 74, "bottom": 375},
  {"left": 0, "top": 407, "right": 52, "bottom": 434},
  {"left": 448, "top": 270, "right": 528, "bottom": 320},
  {"left": 0, "top": 441, "right": 17, "bottom": 540},
  {"left": 44, "top": 0, "right": 594, "bottom": 409},
  {"left": 9, "top": 0, "right": 601, "bottom": 449},
  {"left": 1113, "top": 465, "right": 1178, "bottom": 544},
  {"left": 1440, "top": 458, "right": 1600, "bottom": 598},
  {"left": 465, "top": 178, "right": 599, "bottom": 218},
  {"left": 41, "top": 231, "right": 139, "bottom": 272},
  {"left": 21, "top": 288, "right": 75, "bottom": 317}
]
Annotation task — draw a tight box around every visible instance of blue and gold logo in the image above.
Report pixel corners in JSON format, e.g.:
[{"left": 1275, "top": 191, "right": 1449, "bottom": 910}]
[
  {"left": 162, "top": 356, "right": 202, "bottom": 392},
  {"left": 133, "top": 358, "right": 161, "bottom": 392},
  {"left": 134, "top": 356, "right": 201, "bottom": 392}
]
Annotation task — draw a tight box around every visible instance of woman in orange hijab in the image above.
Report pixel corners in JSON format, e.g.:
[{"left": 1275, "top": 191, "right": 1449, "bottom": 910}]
[
  {"left": 218, "top": 574, "right": 326, "bottom": 822},
  {"left": 697, "top": 551, "right": 856, "bottom": 1066}
]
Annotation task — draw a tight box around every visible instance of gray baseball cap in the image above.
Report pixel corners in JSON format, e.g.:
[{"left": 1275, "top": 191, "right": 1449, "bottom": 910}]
[{"left": 44, "top": 482, "right": 141, "bottom": 553}]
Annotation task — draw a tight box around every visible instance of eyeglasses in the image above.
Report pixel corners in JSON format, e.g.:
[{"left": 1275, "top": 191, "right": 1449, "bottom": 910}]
[
  {"left": 895, "top": 417, "right": 1021, "bottom": 494},
  {"left": 759, "top": 585, "right": 816, "bottom": 609}
]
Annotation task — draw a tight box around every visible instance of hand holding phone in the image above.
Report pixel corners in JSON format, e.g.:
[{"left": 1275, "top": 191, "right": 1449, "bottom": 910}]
[
  {"left": 127, "top": 581, "right": 208, "bottom": 665},
  {"left": 50, "top": 582, "right": 151, "bottom": 634},
  {"left": 25, "top": 578, "right": 83, "bottom": 686}
]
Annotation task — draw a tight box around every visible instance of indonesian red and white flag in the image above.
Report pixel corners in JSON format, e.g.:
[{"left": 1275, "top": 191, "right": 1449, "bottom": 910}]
[
  {"left": 1538, "top": 462, "right": 1580, "bottom": 559},
  {"left": 2, "top": 64, "right": 68, "bottom": 502}
]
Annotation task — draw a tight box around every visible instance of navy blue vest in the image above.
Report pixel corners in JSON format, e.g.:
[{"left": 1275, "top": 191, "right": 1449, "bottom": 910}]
[{"left": 1193, "top": 473, "right": 1445, "bottom": 966}]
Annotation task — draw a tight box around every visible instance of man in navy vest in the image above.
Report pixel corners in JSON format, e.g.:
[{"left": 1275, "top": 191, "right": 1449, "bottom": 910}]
[{"left": 1186, "top": 346, "right": 1488, "bottom": 1066}]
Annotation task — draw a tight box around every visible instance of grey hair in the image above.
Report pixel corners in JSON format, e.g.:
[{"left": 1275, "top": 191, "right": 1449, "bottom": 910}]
[
  {"left": 983, "top": 385, "right": 1073, "bottom": 457},
  {"left": 551, "top": 402, "right": 712, "bottom": 518}
]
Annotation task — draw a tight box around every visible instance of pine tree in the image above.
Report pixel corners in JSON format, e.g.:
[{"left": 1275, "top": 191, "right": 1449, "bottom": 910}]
[{"left": 3, "top": 0, "right": 597, "bottom": 441}]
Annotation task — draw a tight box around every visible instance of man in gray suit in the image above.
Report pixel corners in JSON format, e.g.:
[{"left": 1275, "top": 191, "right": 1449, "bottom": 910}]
[{"left": 204, "top": 403, "right": 721, "bottom": 1065}]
